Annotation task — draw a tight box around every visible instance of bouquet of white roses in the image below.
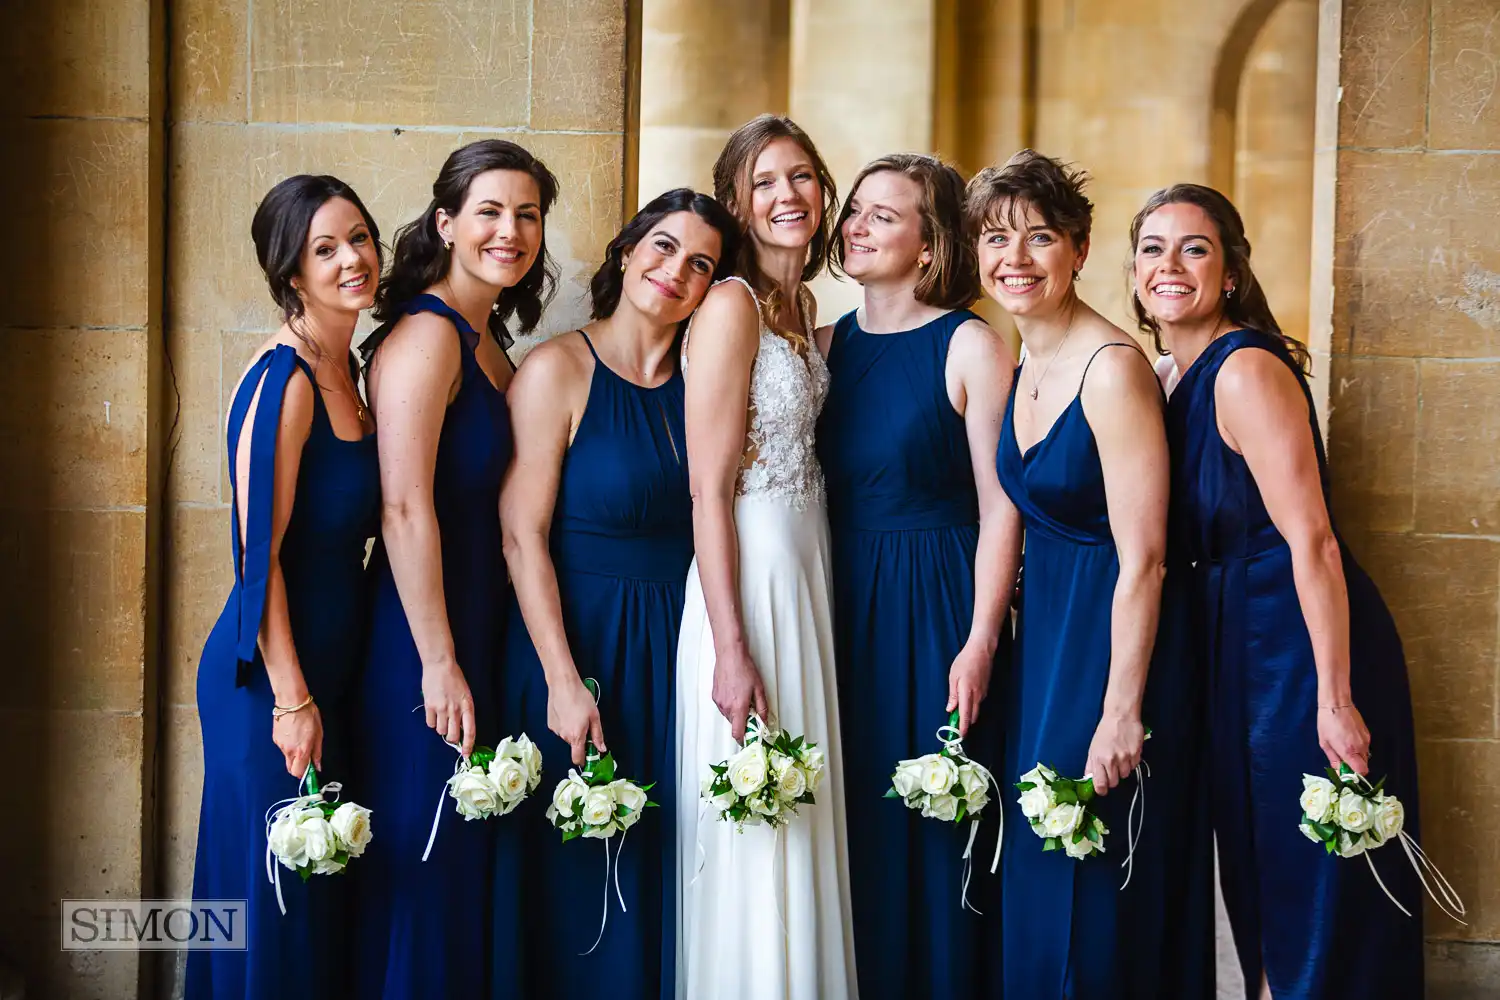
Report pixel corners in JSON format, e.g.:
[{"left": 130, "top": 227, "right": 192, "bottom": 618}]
[
  {"left": 1298, "top": 763, "right": 1466, "bottom": 922},
  {"left": 546, "top": 750, "right": 655, "bottom": 841},
  {"left": 264, "top": 767, "right": 372, "bottom": 914},
  {"left": 702, "top": 714, "right": 825, "bottom": 831},
  {"left": 446, "top": 734, "right": 545, "bottom": 821},
  {"left": 1015, "top": 763, "right": 1109, "bottom": 860}
]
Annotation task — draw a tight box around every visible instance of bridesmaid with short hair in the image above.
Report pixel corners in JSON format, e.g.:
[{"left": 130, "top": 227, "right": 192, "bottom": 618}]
[
  {"left": 816, "top": 152, "right": 1018, "bottom": 1000},
  {"left": 492, "top": 187, "right": 739, "bottom": 1000},
  {"left": 968, "top": 150, "right": 1213, "bottom": 999},
  {"left": 351, "top": 139, "right": 559, "bottom": 997},
  {"left": 1132, "top": 183, "right": 1424, "bottom": 999},
  {"left": 188, "top": 174, "right": 382, "bottom": 1000}
]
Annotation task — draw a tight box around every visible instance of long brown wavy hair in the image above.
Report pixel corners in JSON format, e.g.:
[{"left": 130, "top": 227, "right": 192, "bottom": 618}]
[
  {"left": 1127, "top": 183, "right": 1309, "bottom": 372},
  {"left": 711, "top": 114, "right": 838, "bottom": 352},
  {"left": 831, "top": 153, "right": 980, "bottom": 310}
]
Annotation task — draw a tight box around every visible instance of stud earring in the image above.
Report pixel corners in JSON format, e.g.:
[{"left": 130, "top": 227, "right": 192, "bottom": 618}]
[
  {"left": 620, "top": 259, "right": 627, "bottom": 273},
  {"left": 917, "top": 259, "right": 928, "bottom": 270}
]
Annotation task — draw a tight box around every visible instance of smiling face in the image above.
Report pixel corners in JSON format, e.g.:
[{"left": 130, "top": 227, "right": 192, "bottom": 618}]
[
  {"left": 976, "top": 197, "right": 1087, "bottom": 318},
  {"left": 745, "top": 136, "right": 822, "bottom": 254},
  {"left": 436, "top": 168, "right": 543, "bottom": 292},
  {"left": 1132, "top": 201, "right": 1234, "bottom": 328},
  {"left": 839, "top": 169, "right": 929, "bottom": 284},
  {"left": 292, "top": 196, "right": 380, "bottom": 314},
  {"left": 619, "top": 210, "right": 724, "bottom": 325}
]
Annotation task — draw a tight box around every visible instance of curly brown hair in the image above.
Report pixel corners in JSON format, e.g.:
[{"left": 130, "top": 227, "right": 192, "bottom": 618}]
[{"left": 963, "top": 149, "right": 1093, "bottom": 254}]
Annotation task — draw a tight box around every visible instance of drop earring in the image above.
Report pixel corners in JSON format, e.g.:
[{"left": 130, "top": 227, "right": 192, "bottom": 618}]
[{"left": 442, "top": 238, "right": 453, "bottom": 251}]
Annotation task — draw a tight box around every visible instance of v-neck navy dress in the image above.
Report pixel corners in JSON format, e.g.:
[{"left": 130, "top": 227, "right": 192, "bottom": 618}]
[
  {"left": 995, "top": 343, "right": 1212, "bottom": 1000},
  {"left": 1168, "top": 329, "right": 1422, "bottom": 998}
]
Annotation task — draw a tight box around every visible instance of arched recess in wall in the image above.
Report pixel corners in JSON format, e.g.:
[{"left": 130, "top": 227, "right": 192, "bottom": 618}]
[{"left": 1209, "top": 0, "right": 1286, "bottom": 197}]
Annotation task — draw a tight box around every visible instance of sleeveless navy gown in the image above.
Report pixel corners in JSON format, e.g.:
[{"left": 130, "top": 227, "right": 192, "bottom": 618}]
[
  {"left": 492, "top": 331, "right": 691, "bottom": 1000},
  {"left": 995, "top": 343, "right": 1213, "bottom": 999},
  {"left": 1168, "top": 329, "right": 1423, "bottom": 998},
  {"left": 188, "top": 345, "right": 380, "bottom": 999},
  {"left": 351, "top": 295, "right": 512, "bottom": 997},
  {"left": 817, "top": 309, "right": 1005, "bottom": 998}
]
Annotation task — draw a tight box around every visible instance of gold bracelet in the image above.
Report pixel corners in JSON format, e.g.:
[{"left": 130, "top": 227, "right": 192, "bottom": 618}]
[
  {"left": 272, "top": 693, "right": 314, "bottom": 718},
  {"left": 1317, "top": 702, "right": 1353, "bottom": 712}
]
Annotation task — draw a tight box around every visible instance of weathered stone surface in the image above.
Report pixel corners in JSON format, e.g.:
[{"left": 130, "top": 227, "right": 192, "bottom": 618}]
[
  {"left": 533, "top": 0, "right": 628, "bottom": 131},
  {"left": 164, "top": 505, "right": 231, "bottom": 708},
  {"left": 1339, "top": 0, "right": 1431, "bottom": 148},
  {"left": 1328, "top": 356, "right": 1417, "bottom": 534},
  {"left": 1415, "top": 739, "right": 1500, "bottom": 940},
  {"left": 1414, "top": 360, "right": 1500, "bottom": 534},
  {"left": 1429, "top": 0, "right": 1500, "bottom": 151},
  {"left": 0, "top": 0, "right": 152, "bottom": 119},
  {"left": 171, "top": 0, "right": 248, "bottom": 122}
]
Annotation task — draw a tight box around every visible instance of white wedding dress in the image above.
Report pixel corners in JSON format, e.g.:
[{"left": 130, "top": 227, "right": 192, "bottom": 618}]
[{"left": 675, "top": 277, "right": 857, "bottom": 1000}]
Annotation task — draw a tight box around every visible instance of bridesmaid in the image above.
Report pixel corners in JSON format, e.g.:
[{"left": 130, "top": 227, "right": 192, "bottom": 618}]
[
  {"left": 1132, "top": 184, "right": 1423, "bottom": 999},
  {"left": 816, "top": 153, "right": 1018, "bottom": 999},
  {"left": 492, "top": 188, "right": 739, "bottom": 1000},
  {"left": 188, "top": 175, "right": 381, "bottom": 999},
  {"left": 352, "top": 140, "right": 559, "bottom": 997},
  {"left": 968, "top": 150, "right": 1213, "bottom": 999}
]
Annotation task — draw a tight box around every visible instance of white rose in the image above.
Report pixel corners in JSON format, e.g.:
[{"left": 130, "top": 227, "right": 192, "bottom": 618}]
[
  {"left": 891, "top": 760, "right": 925, "bottom": 799},
  {"left": 1063, "top": 831, "right": 1097, "bottom": 859},
  {"left": 489, "top": 757, "right": 530, "bottom": 804},
  {"left": 581, "top": 787, "right": 616, "bottom": 828},
  {"left": 1299, "top": 821, "right": 1324, "bottom": 844},
  {"left": 1375, "top": 795, "right": 1405, "bottom": 843},
  {"left": 800, "top": 747, "right": 827, "bottom": 792},
  {"left": 582, "top": 819, "right": 618, "bottom": 839},
  {"left": 267, "top": 813, "right": 309, "bottom": 870},
  {"left": 610, "top": 780, "right": 649, "bottom": 830},
  {"left": 329, "top": 802, "right": 373, "bottom": 857},
  {"left": 549, "top": 771, "right": 587, "bottom": 820},
  {"left": 310, "top": 855, "right": 345, "bottom": 875},
  {"left": 1299, "top": 775, "right": 1336, "bottom": 824},
  {"left": 777, "top": 762, "right": 807, "bottom": 801},
  {"left": 921, "top": 793, "right": 959, "bottom": 823},
  {"left": 295, "top": 809, "right": 336, "bottom": 863},
  {"left": 449, "top": 767, "right": 501, "bottom": 820},
  {"left": 728, "top": 742, "right": 769, "bottom": 797},
  {"left": 958, "top": 763, "right": 988, "bottom": 801},
  {"left": 921, "top": 755, "right": 958, "bottom": 797},
  {"left": 1337, "top": 788, "right": 1376, "bottom": 834},
  {"left": 1017, "top": 780, "right": 1054, "bottom": 821},
  {"left": 749, "top": 793, "right": 782, "bottom": 818},
  {"left": 494, "top": 736, "right": 521, "bottom": 761},
  {"left": 1337, "top": 830, "right": 1367, "bottom": 858},
  {"left": 769, "top": 751, "right": 793, "bottom": 778},
  {"left": 1042, "top": 802, "right": 1084, "bottom": 839},
  {"left": 522, "top": 738, "right": 544, "bottom": 786}
]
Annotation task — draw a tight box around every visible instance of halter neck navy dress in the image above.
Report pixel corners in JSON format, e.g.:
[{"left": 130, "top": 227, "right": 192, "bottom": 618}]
[
  {"left": 492, "top": 331, "right": 692, "bottom": 1000},
  {"left": 1168, "top": 328, "right": 1423, "bottom": 998},
  {"left": 995, "top": 343, "right": 1212, "bottom": 1000},
  {"left": 188, "top": 345, "right": 380, "bottom": 1000},
  {"left": 816, "top": 308, "right": 1005, "bottom": 998},
  {"left": 351, "top": 294, "right": 512, "bottom": 997}
]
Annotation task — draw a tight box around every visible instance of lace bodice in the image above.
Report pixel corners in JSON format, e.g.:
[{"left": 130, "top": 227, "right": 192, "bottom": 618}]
[{"left": 690, "top": 276, "right": 829, "bottom": 509}]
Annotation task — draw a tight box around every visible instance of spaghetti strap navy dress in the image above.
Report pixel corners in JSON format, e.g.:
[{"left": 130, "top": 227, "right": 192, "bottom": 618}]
[
  {"left": 995, "top": 343, "right": 1212, "bottom": 1000},
  {"left": 351, "top": 294, "right": 512, "bottom": 997},
  {"left": 1167, "top": 328, "right": 1423, "bottom": 998},
  {"left": 492, "top": 331, "right": 692, "bottom": 1000},
  {"left": 816, "top": 308, "right": 1005, "bottom": 998},
  {"left": 188, "top": 344, "right": 380, "bottom": 1000}
]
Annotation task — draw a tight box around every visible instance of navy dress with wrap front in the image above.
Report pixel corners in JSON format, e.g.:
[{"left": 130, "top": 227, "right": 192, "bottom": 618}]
[
  {"left": 351, "top": 294, "right": 512, "bottom": 998},
  {"left": 188, "top": 345, "right": 380, "bottom": 1000},
  {"left": 817, "top": 308, "right": 1006, "bottom": 999},
  {"left": 995, "top": 343, "right": 1212, "bottom": 1000},
  {"left": 492, "top": 331, "right": 691, "bottom": 1000},
  {"left": 1168, "top": 328, "right": 1423, "bottom": 998}
]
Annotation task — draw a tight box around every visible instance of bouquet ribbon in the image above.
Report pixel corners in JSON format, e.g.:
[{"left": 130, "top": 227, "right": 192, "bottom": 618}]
[
  {"left": 1116, "top": 758, "right": 1150, "bottom": 891},
  {"left": 1347, "top": 771, "right": 1466, "bottom": 924},
  {"left": 421, "top": 738, "right": 471, "bottom": 863},
  {"left": 263, "top": 766, "right": 342, "bottom": 916},
  {"left": 934, "top": 720, "right": 1003, "bottom": 914},
  {"left": 579, "top": 677, "right": 630, "bottom": 957}
]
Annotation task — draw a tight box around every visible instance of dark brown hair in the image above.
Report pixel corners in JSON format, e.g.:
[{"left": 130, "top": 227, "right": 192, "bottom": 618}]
[
  {"left": 964, "top": 148, "right": 1093, "bottom": 252},
  {"left": 588, "top": 188, "right": 741, "bottom": 320},
  {"left": 830, "top": 153, "right": 979, "bottom": 310},
  {"left": 1127, "top": 183, "right": 1308, "bottom": 372},
  {"left": 711, "top": 114, "right": 838, "bottom": 352},
  {"left": 370, "top": 140, "right": 559, "bottom": 353}
]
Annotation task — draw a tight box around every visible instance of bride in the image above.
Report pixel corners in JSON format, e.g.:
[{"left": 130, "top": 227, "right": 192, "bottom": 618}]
[{"left": 675, "top": 114, "right": 858, "bottom": 1000}]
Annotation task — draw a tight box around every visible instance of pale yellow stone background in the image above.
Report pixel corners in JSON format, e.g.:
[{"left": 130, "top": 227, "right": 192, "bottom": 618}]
[{"left": 1, "top": 1, "right": 1497, "bottom": 996}]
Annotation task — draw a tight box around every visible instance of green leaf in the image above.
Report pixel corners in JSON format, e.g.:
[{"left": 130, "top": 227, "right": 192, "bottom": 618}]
[
  {"left": 297, "top": 866, "right": 313, "bottom": 883},
  {"left": 1077, "top": 782, "right": 1096, "bottom": 804},
  {"left": 884, "top": 788, "right": 902, "bottom": 799},
  {"left": 955, "top": 801, "right": 968, "bottom": 824},
  {"left": 1043, "top": 838, "right": 1060, "bottom": 852},
  {"left": 1015, "top": 781, "right": 1037, "bottom": 792},
  {"left": 711, "top": 763, "right": 728, "bottom": 775},
  {"left": 1086, "top": 824, "right": 1101, "bottom": 844},
  {"left": 1055, "top": 787, "right": 1078, "bottom": 805},
  {"left": 637, "top": 781, "right": 655, "bottom": 793},
  {"left": 561, "top": 826, "right": 583, "bottom": 843}
]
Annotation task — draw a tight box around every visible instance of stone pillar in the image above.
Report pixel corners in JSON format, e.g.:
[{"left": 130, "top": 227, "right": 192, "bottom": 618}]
[
  {"left": 789, "top": 0, "right": 938, "bottom": 321},
  {"left": 0, "top": 0, "right": 164, "bottom": 996},
  {"left": 636, "top": 0, "right": 790, "bottom": 210}
]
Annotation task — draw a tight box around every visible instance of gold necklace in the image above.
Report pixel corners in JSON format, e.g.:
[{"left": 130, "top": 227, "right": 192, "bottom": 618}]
[{"left": 1029, "top": 304, "right": 1079, "bottom": 401}]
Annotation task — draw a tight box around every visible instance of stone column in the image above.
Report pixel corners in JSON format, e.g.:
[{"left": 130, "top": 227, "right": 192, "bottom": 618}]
[
  {"left": 636, "top": 0, "right": 790, "bottom": 210},
  {"left": 789, "top": 0, "right": 938, "bottom": 321}
]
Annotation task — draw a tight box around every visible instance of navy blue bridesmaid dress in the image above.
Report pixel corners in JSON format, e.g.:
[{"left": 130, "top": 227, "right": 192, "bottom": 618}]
[
  {"left": 816, "top": 308, "right": 1006, "bottom": 999},
  {"left": 492, "top": 331, "right": 691, "bottom": 1000},
  {"left": 188, "top": 345, "right": 380, "bottom": 1000},
  {"left": 351, "top": 294, "right": 512, "bottom": 997},
  {"left": 1168, "top": 328, "right": 1423, "bottom": 998},
  {"left": 995, "top": 343, "right": 1213, "bottom": 1000}
]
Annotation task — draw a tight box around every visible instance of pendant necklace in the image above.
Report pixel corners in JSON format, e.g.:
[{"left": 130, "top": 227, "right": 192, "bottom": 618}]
[{"left": 1029, "top": 303, "right": 1079, "bottom": 401}]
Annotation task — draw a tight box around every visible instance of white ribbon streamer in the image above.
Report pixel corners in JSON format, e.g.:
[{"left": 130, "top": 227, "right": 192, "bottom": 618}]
[
  {"left": 421, "top": 738, "right": 470, "bottom": 863},
  {"left": 262, "top": 767, "right": 343, "bottom": 916},
  {"left": 580, "top": 828, "right": 629, "bottom": 955},
  {"left": 1347, "top": 772, "right": 1467, "bottom": 924},
  {"left": 935, "top": 724, "right": 1003, "bottom": 913},
  {"left": 1118, "top": 761, "right": 1150, "bottom": 890}
]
